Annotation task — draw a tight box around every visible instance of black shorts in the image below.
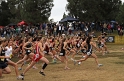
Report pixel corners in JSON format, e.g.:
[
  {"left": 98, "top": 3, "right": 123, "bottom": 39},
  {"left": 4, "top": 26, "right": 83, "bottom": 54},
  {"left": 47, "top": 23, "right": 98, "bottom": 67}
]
[
  {"left": 25, "top": 49, "right": 32, "bottom": 55},
  {"left": 99, "top": 44, "right": 104, "bottom": 48},
  {"left": 59, "top": 50, "right": 65, "bottom": 56},
  {"left": 76, "top": 44, "right": 80, "bottom": 48},
  {"left": 86, "top": 51, "right": 92, "bottom": 56},
  {"left": 49, "top": 47, "right": 54, "bottom": 51},
  {"left": 81, "top": 49, "right": 86, "bottom": 54},
  {"left": 0, "top": 62, "right": 8, "bottom": 69},
  {"left": 67, "top": 48, "right": 71, "bottom": 51},
  {"left": 43, "top": 51, "right": 49, "bottom": 54}
]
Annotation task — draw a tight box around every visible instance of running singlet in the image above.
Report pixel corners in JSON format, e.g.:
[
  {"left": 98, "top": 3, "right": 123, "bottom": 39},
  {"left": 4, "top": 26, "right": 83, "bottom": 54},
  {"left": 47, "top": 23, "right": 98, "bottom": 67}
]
[
  {"left": 0, "top": 47, "right": 8, "bottom": 69},
  {"left": 25, "top": 42, "right": 32, "bottom": 55},
  {"left": 59, "top": 43, "right": 65, "bottom": 56},
  {"left": 0, "top": 47, "right": 6, "bottom": 62},
  {"left": 5, "top": 46, "right": 12, "bottom": 59},
  {"left": 86, "top": 43, "right": 92, "bottom": 56},
  {"left": 33, "top": 43, "right": 42, "bottom": 62},
  {"left": 44, "top": 44, "right": 49, "bottom": 53}
]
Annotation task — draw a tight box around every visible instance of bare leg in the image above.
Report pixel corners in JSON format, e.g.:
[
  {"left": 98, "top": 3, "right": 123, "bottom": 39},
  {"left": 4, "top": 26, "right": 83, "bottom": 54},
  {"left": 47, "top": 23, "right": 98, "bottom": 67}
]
[
  {"left": 77, "top": 55, "right": 89, "bottom": 62},
  {"left": 40, "top": 57, "right": 49, "bottom": 72},
  {"left": 91, "top": 53, "right": 99, "bottom": 65},
  {"left": 16, "top": 55, "right": 28, "bottom": 64},
  {"left": 64, "top": 55, "right": 70, "bottom": 69},
  {"left": 55, "top": 55, "right": 62, "bottom": 62},
  {"left": 0, "top": 69, "right": 3, "bottom": 77},
  {"left": 70, "top": 49, "right": 76, "bottom": 60},
  {"left": 2, "top": 67, "right": 11, "bottom": 74},
  {"left": 22, "top": 61, "right": 36, "bottom": 75},
  {"left": 8, "top": 60, "right": 19, "bottom": 77}
]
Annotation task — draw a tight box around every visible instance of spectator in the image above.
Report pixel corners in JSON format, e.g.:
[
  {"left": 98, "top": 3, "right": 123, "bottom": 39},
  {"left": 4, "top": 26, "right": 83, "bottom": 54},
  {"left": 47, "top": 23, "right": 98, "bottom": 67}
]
[
  {"left": 103, "top": 23, "right": 107, "bottom": 33},
  {"left": 107, "top": 23, "right": 112, "bottom": 35},
  {"left": 117, "top": 25, "right": 121, "bottom": 35},
  {"left": 119, "top": 29, "right": 123, "bottom": 39},
  {"left": 84, "top": 25, "right": 88, "bottom": 36}
]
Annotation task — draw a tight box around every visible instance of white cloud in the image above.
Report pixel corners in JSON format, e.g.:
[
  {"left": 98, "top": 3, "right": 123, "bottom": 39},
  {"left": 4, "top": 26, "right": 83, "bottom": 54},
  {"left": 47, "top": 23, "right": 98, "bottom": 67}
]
[{"left": 49, "top": 0, "right": 68, "bottom": 22}]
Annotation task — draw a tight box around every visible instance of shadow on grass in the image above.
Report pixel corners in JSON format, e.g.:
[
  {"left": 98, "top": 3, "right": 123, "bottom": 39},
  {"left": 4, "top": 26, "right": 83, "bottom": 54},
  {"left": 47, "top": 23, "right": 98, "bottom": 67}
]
[
  {"left": 77, "top": 80, "right": 89, "bottom": 81},
  {"left": 97, "top": 52, "right": 124, "bottom": 59},
  {"left": 12, "top": 52, "right": 124, "bottom": 64},
  {"left": 114, "top": 62, "right": 124, "bottom": 64}
]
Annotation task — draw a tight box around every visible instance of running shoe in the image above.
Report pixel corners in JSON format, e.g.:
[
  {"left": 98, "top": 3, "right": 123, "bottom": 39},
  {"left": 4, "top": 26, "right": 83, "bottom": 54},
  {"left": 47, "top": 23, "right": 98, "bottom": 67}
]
[
  {"left": 52, "top": 59, "right": 57, "bottom": 63},
  {"left": 20, "top": 73, "right": 24, "bottom": 80},
  {"left": 18, "top": 67, "right": 22, "bottom": 70},
  {"left": 73, "top": 60, "right": 77, "bottom": 65},
  {"left": 39, "top": 71, "right": 45, "bottom": 76},
  {"left": 32, "top": 66, "right": 38, "bottom": 69},
  {"left": 78, "top": 62, "right": 81, "bottom": 65},
  {"left": 98, "top": 64, "right": 103, "bottom": 67},
  {"left": 64, "top": 67, "right": 70, "bottom": 70},
  {"left": 17, "top": 75, "right": 23, "bottom": 80}
]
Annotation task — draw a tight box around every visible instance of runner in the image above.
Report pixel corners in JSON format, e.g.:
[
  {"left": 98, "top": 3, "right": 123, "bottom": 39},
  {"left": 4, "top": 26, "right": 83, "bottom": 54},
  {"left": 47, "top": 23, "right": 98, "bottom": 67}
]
[
  {"left": 16, "top": 36, "right": 34, "bottom": 67},
  {"left": 74, "top": 36, "right": 103, "bottom": 67},
  {"left": 5, "top": 39, "right": 23, "bottom": 79},
  {"left": 0, "top": 38, "right": 11, "bottom": 77},
  {"left": 59, "top": 38, "right": 70, "bottom": 70},
  {"left": 20, "top": 36, "right": 49, "bottom": 80}
]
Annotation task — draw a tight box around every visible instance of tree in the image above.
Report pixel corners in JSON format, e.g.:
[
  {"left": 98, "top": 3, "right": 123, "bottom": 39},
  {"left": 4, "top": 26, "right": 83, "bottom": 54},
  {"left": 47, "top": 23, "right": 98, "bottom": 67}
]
[
  {"left": 0, "top": 1, "right": 11, "bottom": 26},
  {"left": 7, "top": 0, "right": 54, "bottom": 24},
  {"left": 61, "top": 12, "right": 67, "bottom": 20},
  {"left": 98, "top": 0, "right": 122, "bottom": 21},
  {"left": 66, "top": 0, "right": 80, "bottom": 18},
  {"left": 116, "top": 3, "right": 124, "bottom": 23},
  {"left": 66, "top": 0, "right": 122, "bottom": 21},
  {"left": 49, "top": 18, "right": 54, "bottom": 23}
]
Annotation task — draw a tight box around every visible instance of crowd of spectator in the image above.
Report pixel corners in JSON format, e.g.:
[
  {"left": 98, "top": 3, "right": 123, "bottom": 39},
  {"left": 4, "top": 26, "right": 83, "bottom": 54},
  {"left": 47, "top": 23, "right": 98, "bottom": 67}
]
[{"left": 0, "top": 21, "right": 123, "bottom": 38}]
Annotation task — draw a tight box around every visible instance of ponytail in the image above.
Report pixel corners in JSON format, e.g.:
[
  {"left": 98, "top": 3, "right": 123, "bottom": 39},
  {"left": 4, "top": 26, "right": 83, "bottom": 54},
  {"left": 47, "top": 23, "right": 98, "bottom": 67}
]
[{"left": 86, "top": 36, "right": 92, "bottom": 44}]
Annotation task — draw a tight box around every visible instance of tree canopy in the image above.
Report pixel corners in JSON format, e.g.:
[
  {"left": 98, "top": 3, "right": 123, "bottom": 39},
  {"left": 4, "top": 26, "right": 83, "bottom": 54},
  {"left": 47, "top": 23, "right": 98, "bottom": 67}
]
[
  {"left": 1, "top": 0, "right": 124, "bottom": 26},
  {"left": 0, "top": 1, "right": 11, "bottom": 26},
  {"left": 116, "top": 3, "right": 124, "bottom": 23},
  {"left": 66, "top": 0, "right": 122, "bottom": 22},
  {"left": 0, "top": 0, "right": 54, "bottom": 26}
]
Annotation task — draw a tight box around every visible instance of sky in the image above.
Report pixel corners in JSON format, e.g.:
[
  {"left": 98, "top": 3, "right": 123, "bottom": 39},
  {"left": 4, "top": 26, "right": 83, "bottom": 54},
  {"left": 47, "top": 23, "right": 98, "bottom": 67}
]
[
  {"left": 49, "top": 0, "right": 68, "bottom": 22},
  {"left": 49, "top": 0, "right": 124, "bottom": 22}
]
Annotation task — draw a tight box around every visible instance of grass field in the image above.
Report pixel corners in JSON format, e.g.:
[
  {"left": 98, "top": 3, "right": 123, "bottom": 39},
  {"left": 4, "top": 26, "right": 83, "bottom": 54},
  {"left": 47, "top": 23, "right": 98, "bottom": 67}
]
[{"left": 0, "top": 44, "right": 124, "bottom": 81}]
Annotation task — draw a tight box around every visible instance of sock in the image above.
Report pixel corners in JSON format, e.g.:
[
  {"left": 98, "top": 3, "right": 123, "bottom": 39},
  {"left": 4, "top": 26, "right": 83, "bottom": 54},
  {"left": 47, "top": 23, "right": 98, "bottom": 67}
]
[{"left": 42, "top": 63, "right": 48, "bottom": 70}]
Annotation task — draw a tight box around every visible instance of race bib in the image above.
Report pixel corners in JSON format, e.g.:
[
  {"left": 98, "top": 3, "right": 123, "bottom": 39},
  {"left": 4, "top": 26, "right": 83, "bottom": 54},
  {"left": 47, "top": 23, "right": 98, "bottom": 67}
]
[
  {"left": 35, "top": 54, "right": 39, "bottom": 58},
  {"left": 60, "top": 53, "right": 63, "bottom": 55},
  {"left": 10, "top": 54, "right": 12, "bottom": 58},
  {"left": 1, "top": 58, "right": 4, "bottom": 61},
  {"left": 87, "top": 52, "right": 91, "bottom": 55},
  {"left": 28, "top": 50, "right": 31, "bottom": 52}
]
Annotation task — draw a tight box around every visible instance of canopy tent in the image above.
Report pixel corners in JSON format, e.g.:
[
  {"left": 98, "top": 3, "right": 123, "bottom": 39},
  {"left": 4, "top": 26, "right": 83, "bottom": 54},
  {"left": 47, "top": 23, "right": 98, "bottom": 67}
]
[
  {"left": 0, "top": 26, "right": 4, "bottom": 28},
  {"left": 17, "top": 21, "right": 28, "bottom": 26},
  {"left": 110, "top": 21, "right": 116, "bottom": 23},
  {"left": 8, "top": 23, "right": 17, "bottom": 27},
  {"left": 60, "top": 16, "right": 78, "bottom": 22}
]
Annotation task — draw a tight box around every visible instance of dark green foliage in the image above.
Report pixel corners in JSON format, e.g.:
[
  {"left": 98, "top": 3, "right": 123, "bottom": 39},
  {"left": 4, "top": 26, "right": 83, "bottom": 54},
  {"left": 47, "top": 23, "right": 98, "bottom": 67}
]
[
  {"left": 116, "top": 3, "right": 124, "bottom": 23},
  {"left": 0, "top": 1, "right": 11, "bottom": 26},
  {"left": 66, "top": 0, "right": 122, "bottom": 22},
  {"left": 1, "top": 0, "right": 54, "bottom": 24},
  {"left": 0, "top": 0, "right": 123, "bottom": 25}
]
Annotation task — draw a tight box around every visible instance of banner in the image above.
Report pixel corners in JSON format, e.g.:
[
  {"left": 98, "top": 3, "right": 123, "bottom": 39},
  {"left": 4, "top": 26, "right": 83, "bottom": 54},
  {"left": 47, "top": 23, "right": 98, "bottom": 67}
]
[{"left": 106, "top": 36, "right": 115, "bottom": 43}]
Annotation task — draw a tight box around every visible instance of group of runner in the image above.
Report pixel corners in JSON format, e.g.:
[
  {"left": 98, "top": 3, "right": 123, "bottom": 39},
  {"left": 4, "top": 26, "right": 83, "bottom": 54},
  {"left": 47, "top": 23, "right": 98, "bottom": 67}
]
[{"left": 0, "top": 32, "right": 108, "bottom": 80}]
